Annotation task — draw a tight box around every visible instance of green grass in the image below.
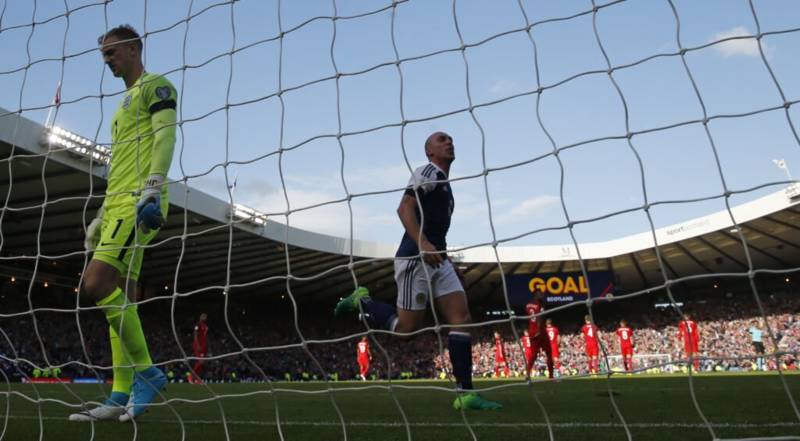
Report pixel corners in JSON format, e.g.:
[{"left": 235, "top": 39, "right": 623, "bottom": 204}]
[{"left": 2, "top": 373, "right": 799, "bottom": 440}]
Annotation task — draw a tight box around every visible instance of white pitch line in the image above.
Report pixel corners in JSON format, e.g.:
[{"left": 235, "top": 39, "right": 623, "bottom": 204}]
[{"left": 4, "top": 416, "right": 800, "bottom": 429}]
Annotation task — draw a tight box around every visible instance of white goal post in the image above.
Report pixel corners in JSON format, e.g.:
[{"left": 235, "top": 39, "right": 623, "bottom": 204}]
[{"left": 2, "top": 1, "right": 800, "bottom": 440}]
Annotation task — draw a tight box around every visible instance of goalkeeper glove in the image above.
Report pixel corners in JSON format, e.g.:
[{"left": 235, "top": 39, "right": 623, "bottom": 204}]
[
  {"left": 84, "top": 206, "right": 104, "bottom": 252},
  {"left": 136, "top": 174, "right": 165, "bottom": 233}
]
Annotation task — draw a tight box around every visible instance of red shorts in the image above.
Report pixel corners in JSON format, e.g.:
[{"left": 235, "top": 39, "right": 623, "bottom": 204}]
[
  {"left": 586, "top": 345, "right": 598, "bottom": 357},
  {"left": 621, "top": 346, "right": 633, "bottom": 357},
  {"left": 530, "top": 335, "right": 552, "bottom": 359},
  {"left": 358, "top": 358, "right": 370, "bottom": 375},
  {"left": 524, "top": 350, "right": 533, "bottom": 360},
  {"left": 193, "top": 347, "right": 207, "bottom": 358},
  {"left": 550, "top": 346, "right": 560, "bottom": 359}
]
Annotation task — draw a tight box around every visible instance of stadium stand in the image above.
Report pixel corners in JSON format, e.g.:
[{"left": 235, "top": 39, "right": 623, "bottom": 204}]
[{"left": 2, "top": 277, "right": 797, "bottom": 383}]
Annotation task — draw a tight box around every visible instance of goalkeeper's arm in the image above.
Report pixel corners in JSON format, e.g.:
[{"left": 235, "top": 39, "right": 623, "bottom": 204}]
[
  {"left": 149, "top": 108, "right": 176, "bottom": 177},
  {"left": 136, "top": 108, "right": 176, "bottom": 232}
]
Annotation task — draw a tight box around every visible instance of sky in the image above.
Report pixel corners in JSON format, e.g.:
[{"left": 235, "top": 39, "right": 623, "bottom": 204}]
[{"left": 2, "top": 0, "right": 800, "bottom": 249}]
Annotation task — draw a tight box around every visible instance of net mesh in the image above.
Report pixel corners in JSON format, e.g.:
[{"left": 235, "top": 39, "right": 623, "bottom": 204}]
[{"left": 1, "top": 0, "right": 800, "bottom": 439}]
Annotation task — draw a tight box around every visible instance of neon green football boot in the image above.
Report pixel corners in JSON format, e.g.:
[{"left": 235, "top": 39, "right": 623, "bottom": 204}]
[
  {"left": 334, "top": 286, "right": 371, "bottom": 317},
  {"left": 453, "top": 392, "right": 502, "bottom": 410}
]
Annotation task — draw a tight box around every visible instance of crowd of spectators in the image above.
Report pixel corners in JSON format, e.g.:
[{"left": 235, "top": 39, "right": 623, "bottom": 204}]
[
  {"left": 462, "top": 293, "right": 800, "bottom": 376},
  {"left": 1, "top": 280, "right": 798, "bottom": 383}
]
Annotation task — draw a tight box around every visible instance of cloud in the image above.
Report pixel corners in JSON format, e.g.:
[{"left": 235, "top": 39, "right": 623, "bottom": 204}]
[
  {"left": 222, "top": 167, "right": 406, "bottom": 237},
  {"left": 188, "top": 164, "right": 541, "bottom": 239},
  {"left": 489, "top": 80, "right": 521, "bottom": 97},
  {"left": 283, "top": 164, "right": 412, "bottom": 195},
  {"left": 345, "top": 164, "right": 412, "bottom": 193},
  {"left": 494, "top": 195, "right": 559, "bottom": 224},
  {"left": 711, "top": 26, "right": 761, "bottom": 58}
]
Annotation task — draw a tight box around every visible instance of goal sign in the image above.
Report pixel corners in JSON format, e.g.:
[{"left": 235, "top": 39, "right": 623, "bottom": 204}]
[{"left": 507, "top": 271, "right": 615, "bottom": 305}]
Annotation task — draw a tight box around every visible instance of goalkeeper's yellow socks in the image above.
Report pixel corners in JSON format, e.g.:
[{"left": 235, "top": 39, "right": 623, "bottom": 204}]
[
  {"left": 97, "top": 288, "right": 153, "bottom": 372},
  {"left": 109, "top": 325, "right": 134, "bottom": 396}
]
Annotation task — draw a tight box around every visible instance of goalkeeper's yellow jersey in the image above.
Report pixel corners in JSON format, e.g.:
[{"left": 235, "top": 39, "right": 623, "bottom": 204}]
[{"left": 106, "top": 72, "right": 177, "bottom": 210}]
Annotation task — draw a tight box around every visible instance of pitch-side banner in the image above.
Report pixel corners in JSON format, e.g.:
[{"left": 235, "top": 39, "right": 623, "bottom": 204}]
[{"left": 507, "top": 272, "right": 615, "bottom": 305}]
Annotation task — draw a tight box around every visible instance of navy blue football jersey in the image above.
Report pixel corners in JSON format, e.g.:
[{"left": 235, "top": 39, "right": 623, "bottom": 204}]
[{"left": 396, "top": 163, "right": 454, "bottom": 258}]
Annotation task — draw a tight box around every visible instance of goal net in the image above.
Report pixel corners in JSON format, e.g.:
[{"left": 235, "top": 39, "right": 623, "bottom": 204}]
[{"left": 1, "top": 0, "right": 800, "bottom": 440}]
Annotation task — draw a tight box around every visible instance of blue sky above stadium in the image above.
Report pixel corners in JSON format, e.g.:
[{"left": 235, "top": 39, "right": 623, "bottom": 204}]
[{"left": 1, "top": 0, "right": 800, "bottom": 248}]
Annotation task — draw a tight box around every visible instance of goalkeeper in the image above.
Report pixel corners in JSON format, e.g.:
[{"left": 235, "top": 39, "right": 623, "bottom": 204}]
[
  {"left": 336, "top": 132, "right": 501, "bottom": 410},
  {"left": 70, "top": 24, "right": 176, "bottom": 423}
]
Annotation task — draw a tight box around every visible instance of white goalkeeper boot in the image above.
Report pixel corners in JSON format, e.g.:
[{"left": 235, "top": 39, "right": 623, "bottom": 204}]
[
  {"left": 69, "top": 392, "right": 130, "bottom": 422},
  {"left": 69, "top": 400, "right": 126, "bottom": 422}
]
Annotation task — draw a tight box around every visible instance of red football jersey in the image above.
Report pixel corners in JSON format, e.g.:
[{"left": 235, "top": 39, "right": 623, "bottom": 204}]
[
  {"left": 678, "top": 320, "right": 699, "bottom": 346},
  {"left": 525, "top": 301, "right": 543, "bottom": 336},
  {"left": 193, "top": 320, "right": 208, "bottom": 349},
  {"left": 521, "top": 335, "right": 532, "bottom": 352},
  {"left": 546, "top": 325, "right": 559, "bottom": 344},
  {"left": 582, "top": 324, "right": 598, "bottom": 348},
  {"left": 494, "top": 338, "right": 507, "bottom": 361},
  {"left": 357, "top": 341, "right": 370, "bottom": 358},
  {"left": 616, "top": 326, "right": 633, "bottom": 347}
]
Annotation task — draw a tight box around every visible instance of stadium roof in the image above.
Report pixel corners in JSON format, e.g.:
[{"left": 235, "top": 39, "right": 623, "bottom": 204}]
[{"left": 2, "top": 106, "right": 800, "bottom": 305}]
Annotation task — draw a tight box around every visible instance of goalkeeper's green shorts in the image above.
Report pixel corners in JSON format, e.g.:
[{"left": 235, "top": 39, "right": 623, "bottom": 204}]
[{"left": 92, "top": 196, "right": 168, "bottom": 281}]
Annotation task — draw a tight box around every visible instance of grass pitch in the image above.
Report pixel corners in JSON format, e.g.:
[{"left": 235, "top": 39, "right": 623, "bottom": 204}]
[{"left": 2, "top": 373, "right": 799, "bottom": 441}]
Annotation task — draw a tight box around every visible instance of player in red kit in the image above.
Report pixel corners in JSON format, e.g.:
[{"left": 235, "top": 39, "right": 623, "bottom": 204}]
[
  {"left": 525, "top": 293, "right": 554, "bottom": 379},
  {"left": 545, "top": 318, "right": 561, "bottom": 376},
  {"left": 356, "top": 336, "right": 372, "bottom": 381},
  {"left": 520, "top": 329, "right": 534, "bottom": 375},
  {"left": 582, "top": 315, "right": 600, "bottom": 374},
  {"left": 191, "top": 313, "right": 208, "bottom": 384},
  {"left": 678, "top": 313, "right": 700, "bottom": 371},
  {"left": 493, "top": 331, "right": 510, "bottom": 377},
  {"left": 616, "top": 319, "right": 634, "bottom": 372}
]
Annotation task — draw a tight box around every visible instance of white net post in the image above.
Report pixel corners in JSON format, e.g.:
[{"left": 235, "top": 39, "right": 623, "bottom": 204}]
[{"left": 1, "top": 1, "right": 800, "bottom": 440}]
